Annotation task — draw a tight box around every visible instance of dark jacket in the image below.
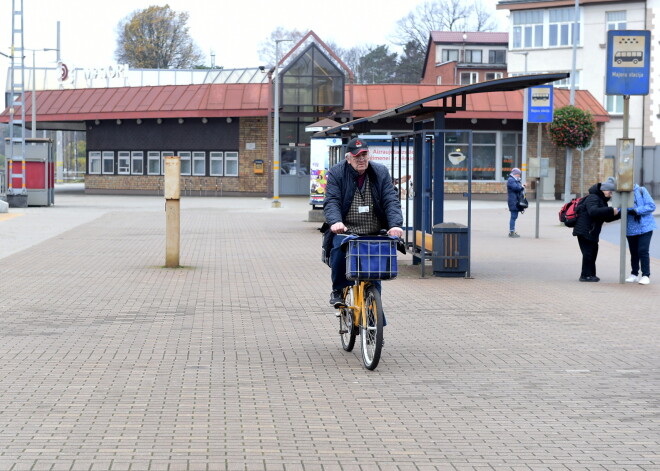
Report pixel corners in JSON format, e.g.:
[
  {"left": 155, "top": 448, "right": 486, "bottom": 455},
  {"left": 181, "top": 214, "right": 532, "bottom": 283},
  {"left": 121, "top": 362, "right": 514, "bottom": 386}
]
[
  {"left": 507, "top": 174, "right": 524, "bottom": 211},
  {"left": 572, "top": 182, "right": 620, "bottom": 241},
  {"left": 323, "top": 160, "right": 403, "bottom": 230}
]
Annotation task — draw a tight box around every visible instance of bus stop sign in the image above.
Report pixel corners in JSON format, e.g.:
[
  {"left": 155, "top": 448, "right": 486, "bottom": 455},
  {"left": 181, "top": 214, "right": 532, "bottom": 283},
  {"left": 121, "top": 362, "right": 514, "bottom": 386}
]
[
  {"left": 606, "top": 30, "right": 651, "bottom": 95},
  {"left": 527, "top": 85, "right": 554, "bottom": 123}
]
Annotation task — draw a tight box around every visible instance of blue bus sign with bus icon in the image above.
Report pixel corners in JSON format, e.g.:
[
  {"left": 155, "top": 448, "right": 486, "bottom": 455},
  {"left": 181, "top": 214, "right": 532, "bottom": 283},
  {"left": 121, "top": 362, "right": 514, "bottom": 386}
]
[
  {"left": 527, "top": 85, "right": 554, "bottom": 123},
  {"left": 606, "top": 30, "right": 650, "bottom": 95}
]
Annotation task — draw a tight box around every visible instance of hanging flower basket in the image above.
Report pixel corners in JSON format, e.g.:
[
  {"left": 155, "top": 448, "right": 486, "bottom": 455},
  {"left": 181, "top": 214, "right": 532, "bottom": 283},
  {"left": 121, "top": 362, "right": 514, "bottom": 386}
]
[{"left": 546, "top": 105, "right": 596, "bottom": 149}]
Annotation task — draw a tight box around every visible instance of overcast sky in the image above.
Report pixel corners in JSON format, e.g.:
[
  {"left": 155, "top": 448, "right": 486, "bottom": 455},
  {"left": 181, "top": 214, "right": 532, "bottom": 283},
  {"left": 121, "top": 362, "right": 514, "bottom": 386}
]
[{"left": 1, "top": 0, "right": 508, "bottom": 78}]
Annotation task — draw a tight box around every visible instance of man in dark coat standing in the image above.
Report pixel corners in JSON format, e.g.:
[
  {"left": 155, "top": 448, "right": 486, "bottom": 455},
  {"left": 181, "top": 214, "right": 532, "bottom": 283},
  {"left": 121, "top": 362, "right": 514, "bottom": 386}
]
[
  {"left": 323, "top": 138, "right": 403, "bottom": 306},
  {"left": 572, "top": 177, "right": 621, "bottom": 282}
]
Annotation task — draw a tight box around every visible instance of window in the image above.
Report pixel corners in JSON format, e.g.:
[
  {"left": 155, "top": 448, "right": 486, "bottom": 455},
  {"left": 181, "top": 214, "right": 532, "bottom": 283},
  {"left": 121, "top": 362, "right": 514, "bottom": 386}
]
[
  {"left": 485, "top": 72, "right": 503, "bottom": 81},
  {"left": 549, "top": 8, "right": 579, "bottom": 47},
  {"left": 192, "top": 152, "right": 206, "bottom": 176},
  {"left": 210, "top": 152, "right": 223, "bottom": 176},
  {"left": 436, "top": 76, "right": 442, "bottom": 85},
  {"left": 606, "top": 95, "right": 624, "bottom": 114},
  {"left": 512, "top": 10, "right": 544, "bottom": 49},
  {"left": 225, "top": 152, "right": 239, "bottom": 177},
  {"left": 606, "top": 11, "right": 626, "bottom": 31},
  {"left": 464, "top": 50, "right": 482, "bottom": 63},
  {"left": 501, "top": 132, "right": 523, "bottom": 180},
  {"left": 460, "top": 72, "right": 478, "bottom": 85},
  {"left": 442, "top": 49, "right": 459, "bottom": 62},
  {"left": 89, "top": 151, "right": 101, "bottom": 174},
  {"left": 161, "top": 151, "right": 174, "bottom": 175},
  {"left": 489, "top": 50, "right": 506, "bottom": 64},
  {"left": 147, "top": 151, "right": 160, "bottom": 175},
  {"left": 553, "top": 71, "right": 580, "bottom": 89},
  {"left": 102, "top": 151, "right": 114, "bottom": 174},
  {"left": 118, "top": 151, "right": 130, "bottom": 174},
  {"left": 131, "top": 151, "right": 144, "bottom": 175},
  {"left": 179, "top": 151, "right": 191, "bottom": 176},
  {"left": 445, "top": 132, "right": 498, "bottom": 181}
]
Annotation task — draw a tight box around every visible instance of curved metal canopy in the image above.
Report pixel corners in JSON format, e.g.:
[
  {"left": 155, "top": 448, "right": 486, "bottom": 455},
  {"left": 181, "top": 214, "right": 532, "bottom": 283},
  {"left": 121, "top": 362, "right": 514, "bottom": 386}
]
[{"left": 316, "top": 73, "right": 570, "bottom": 137}]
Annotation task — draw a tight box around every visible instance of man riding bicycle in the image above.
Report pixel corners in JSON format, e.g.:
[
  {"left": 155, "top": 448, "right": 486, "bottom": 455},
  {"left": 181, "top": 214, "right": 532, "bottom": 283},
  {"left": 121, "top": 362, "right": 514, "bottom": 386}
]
[{"left": 323, "top": 137, "right": 404, "bottom": 307}]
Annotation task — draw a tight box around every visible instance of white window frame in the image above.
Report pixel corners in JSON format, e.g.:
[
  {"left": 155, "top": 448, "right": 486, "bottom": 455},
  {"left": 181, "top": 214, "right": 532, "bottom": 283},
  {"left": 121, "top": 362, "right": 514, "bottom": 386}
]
[
  {"left": 117, "top": 151, "right": 130, "bottom": 174},
  {"left": 553, "top": 71, "right": 580, "bottom": 89},
  {"left": 89, "top": 151, "right": 101, "bottom": 174},
  {"left": 549, "top": 8, "right": 579, "bottom": 48},
  {"left": 147, "top": 151, "right": 160, "bottom": 175},
  {"left": 131, "top": 151, "right": 144, "bottom": 175},
  {"left": 179, "top": 151, "right": 191, "bottom": 176},
  {"left": 224, "top": 152, "right": 239, "bottom": 177},
  {"left": 161, "top": 151, "right": 174, "bottom": 175},
  {"left": 485, "top": 72, "right": 504, "bottom": 81},
  {"left": 102, "top": 151, "right": 114, "bottom": 174},
  {"left": 442, "top": 49, "right": 459, "bottom": 62},
  {"left": 606, "top": 11, "right": 626, "bottom": 31},
  {"left": 512, "top": 10, "right": 544, "bottom": 49},
  {"left": 210, "top": 152, "right": 224, "bottom": 176},
  {"left": 606, "top": 95, "right": 624, "bottom": 115},
  {"left": 464, "top": 49, "right": 482, "bottom": 64},
  {"left": 460, "top": 72, "right": 478, "bottom": 85},
  {"left": 436, "top": 76, "right": 442, "bottom": 85},
  {"left": 192, "top": 151, "right": 206, "bottom": 176}
]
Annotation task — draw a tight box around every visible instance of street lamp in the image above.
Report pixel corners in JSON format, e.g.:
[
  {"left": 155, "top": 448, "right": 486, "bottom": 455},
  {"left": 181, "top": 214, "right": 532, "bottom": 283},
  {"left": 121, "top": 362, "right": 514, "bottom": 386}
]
[
  {"left": 272, "top": 38, "right": 293, "bottom": 208},
  {"left": 511, "top": 51, "right": 528, "bottom": 182},
  {"left": 26, "top": 47, "right": 59, "bottom": 138}
]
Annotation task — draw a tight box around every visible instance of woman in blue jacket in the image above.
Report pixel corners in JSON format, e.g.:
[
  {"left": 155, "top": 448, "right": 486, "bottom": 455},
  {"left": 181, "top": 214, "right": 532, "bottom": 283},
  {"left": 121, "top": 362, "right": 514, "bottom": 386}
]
[
  {"left": 506, "top": 168, "right": 526, "bottom": 237},
  {"left": 625, "top": 184, "right": 657, "bottom": 285}
]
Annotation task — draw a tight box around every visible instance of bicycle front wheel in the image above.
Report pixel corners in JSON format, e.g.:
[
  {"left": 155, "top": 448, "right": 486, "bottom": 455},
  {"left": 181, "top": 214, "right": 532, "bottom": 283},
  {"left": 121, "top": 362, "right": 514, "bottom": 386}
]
[
  {"left": 360, "top": 285, "right": 384, "bottom": 370},
  {"left": 340, "top": 287, "right": 357, "bottom": 352}
]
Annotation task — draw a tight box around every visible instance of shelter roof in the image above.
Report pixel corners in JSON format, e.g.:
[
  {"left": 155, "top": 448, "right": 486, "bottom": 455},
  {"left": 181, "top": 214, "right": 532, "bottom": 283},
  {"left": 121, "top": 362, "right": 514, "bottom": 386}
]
[{"left": 316, "top": 73, "right": 609, "bottom": 136}]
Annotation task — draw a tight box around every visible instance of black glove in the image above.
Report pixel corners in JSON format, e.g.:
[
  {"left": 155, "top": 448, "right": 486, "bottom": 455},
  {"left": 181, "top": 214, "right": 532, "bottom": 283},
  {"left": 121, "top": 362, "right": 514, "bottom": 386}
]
[
  {"left": 628, "top": 208, "right": 637, "bottom": 216},
  {"left": 634, "top": 215, "right": 642, "bottom": 223}
]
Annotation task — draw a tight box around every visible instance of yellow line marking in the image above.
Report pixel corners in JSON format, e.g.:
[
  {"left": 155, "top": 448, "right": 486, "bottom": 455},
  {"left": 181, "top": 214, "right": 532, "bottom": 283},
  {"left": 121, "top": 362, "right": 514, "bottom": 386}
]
[{"left": 0, "top": 213, "right": 23, "bottom": 222}]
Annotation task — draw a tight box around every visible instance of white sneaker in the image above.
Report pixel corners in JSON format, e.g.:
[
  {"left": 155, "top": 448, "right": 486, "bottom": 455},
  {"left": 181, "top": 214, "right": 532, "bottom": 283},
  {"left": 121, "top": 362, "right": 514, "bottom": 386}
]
[
  {"left": 638, "top": 276, "right": 650, "bottom": 285},
  {"left": 625, "top": 275, "right": 640, "bottom": 283}
]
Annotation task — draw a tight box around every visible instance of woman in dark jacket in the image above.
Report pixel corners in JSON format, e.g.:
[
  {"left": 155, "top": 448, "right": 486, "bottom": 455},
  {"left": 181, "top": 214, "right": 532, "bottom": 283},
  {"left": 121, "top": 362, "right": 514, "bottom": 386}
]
[
  {"left": 506, "top": 168, "right": 526, "bottom": 238},
  {"left": 572, "top": 177, "right": 620, "bottom": 282}
]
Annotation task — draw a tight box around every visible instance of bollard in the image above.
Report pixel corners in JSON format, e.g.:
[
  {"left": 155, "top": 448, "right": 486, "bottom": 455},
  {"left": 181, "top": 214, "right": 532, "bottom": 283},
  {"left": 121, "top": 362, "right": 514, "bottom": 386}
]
[{"left": 164, "top": 156, "right": 181, "bottom": 268}]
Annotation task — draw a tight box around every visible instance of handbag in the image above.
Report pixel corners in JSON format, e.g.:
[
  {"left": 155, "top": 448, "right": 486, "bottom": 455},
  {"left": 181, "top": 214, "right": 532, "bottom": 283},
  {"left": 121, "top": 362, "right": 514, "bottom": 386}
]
[{"left": 516, "top": 191, "right": 529, "bottom": 211}]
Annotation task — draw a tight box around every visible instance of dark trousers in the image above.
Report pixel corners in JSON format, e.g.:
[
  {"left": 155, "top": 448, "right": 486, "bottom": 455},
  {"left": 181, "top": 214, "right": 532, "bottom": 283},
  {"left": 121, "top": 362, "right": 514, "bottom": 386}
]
[
  {"left": 627, "top": 230, "right": 653, "bottom": 277},
  {"left": 577, "top": 235, "right": 599, "bottom": 277}
]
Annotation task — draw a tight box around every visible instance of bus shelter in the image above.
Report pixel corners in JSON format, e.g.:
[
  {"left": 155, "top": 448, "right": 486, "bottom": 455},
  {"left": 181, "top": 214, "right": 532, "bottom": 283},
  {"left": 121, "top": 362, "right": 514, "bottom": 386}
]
[{"left": 315, "top": 73, "right": 569, "bottom": 277}]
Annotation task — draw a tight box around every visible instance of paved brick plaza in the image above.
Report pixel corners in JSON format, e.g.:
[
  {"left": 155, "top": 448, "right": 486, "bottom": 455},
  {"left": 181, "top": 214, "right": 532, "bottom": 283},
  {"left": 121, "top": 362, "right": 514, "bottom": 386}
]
[{"left": 0, "top": 192, "right": 658, "bottom": 470}]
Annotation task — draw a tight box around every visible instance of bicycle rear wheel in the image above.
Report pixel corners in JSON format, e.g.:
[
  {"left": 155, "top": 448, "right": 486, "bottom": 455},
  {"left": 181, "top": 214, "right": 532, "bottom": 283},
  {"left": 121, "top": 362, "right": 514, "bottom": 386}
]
[
  {"left": 360, "top": 285, "right": 384, "bottom": 370},
  {"left": 339, "top": 287, "right": 357, "bottom": 352}
]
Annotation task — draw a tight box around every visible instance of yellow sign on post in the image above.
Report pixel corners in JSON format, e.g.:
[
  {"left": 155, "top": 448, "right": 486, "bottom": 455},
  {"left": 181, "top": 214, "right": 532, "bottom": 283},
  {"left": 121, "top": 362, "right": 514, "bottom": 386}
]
[{"left": 164, "top": 156, "right": 181, "bottom": 268}]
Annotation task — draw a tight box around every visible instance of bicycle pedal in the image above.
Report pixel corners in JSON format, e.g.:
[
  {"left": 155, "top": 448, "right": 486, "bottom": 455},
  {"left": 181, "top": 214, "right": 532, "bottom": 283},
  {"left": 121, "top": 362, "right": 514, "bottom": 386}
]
[{"left": 339, "top": 329, "right": 348, "bottom": 335}]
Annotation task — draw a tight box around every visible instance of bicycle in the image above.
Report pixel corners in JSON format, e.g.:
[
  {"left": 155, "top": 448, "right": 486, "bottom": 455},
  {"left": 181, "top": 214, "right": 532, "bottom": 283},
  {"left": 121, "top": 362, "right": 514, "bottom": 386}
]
[{"left": 336, "top": 234, "right": 405, "bottom": 370}]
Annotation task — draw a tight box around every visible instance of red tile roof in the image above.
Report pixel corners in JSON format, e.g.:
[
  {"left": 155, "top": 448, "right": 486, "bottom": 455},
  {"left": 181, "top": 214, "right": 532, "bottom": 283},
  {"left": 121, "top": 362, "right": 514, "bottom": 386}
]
[{"left": 0, "top": 82, "right": 608, "bottom": 124}]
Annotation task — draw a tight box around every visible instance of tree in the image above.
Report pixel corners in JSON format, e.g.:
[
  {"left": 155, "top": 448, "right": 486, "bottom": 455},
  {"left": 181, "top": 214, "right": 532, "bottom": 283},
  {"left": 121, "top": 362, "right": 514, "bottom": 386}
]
[
  {"left": 257, "top": 27, "right": 307, "bottom": 68},
  {"left": 358, "top": 45, "right": 398, "bottom": 84},
  {"left": 392, "top": 0, "right": 498, "bottom": 57},
  {"left": 115, "top": 5, "right": 204, "bottom": 69},
  {"left": 395, "top": 41, "right": 426, "bottom": 83}
]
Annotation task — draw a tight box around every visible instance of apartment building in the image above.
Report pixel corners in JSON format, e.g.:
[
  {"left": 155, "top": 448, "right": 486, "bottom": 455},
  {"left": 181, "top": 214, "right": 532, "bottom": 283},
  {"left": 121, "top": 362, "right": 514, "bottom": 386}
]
[
  {"left": 421, "top": 32, "right": 509, "bottom": 85},
  {"left": 498, "top": 0, "right": 660, "bottom": 196}
]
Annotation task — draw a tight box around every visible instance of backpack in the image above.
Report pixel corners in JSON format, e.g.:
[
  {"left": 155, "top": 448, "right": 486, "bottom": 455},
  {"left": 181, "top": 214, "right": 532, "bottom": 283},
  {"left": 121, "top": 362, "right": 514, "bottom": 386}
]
[{"left": 558, "top": 196, "right": 585, "bottom": 227}]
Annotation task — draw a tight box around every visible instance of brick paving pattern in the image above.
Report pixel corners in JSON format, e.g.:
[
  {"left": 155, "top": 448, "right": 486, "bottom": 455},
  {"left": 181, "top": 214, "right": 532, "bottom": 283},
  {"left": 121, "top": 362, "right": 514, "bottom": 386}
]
[{"left": 0, "top": 192, "right": 658, "bottom": 470}]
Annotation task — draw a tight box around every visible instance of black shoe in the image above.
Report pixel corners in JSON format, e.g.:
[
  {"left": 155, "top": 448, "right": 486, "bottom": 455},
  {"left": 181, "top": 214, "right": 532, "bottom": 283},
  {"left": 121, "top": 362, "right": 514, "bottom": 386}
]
[
  {"left": 579, "top": 276, "right": 599, "bottom": 282},
  {"left": 329, "top": 290, "right": 343, "bottom": 307}
]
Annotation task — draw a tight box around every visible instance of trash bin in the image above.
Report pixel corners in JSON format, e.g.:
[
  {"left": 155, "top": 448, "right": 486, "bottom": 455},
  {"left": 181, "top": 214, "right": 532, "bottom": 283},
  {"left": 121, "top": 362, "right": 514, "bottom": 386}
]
[{"left": 432, "top": 222, "right": 468, "bottom": 277}]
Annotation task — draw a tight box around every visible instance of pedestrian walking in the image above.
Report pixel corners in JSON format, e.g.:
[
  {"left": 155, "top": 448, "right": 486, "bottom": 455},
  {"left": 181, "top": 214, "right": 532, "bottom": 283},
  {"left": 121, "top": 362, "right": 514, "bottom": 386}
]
[
  {"left": 572, "top": 176, "right": 620, "bottom": 282},
  {"left": 625, "top": 183, "right": 656, "bottom": 285}
]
